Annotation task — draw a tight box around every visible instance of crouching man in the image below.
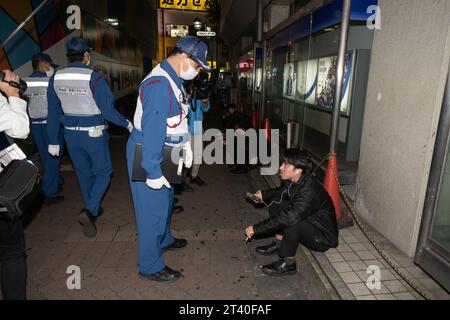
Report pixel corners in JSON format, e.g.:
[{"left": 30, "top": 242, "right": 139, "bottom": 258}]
[{"left": 245, "top": 149, "right": 339, "bottom": 276}]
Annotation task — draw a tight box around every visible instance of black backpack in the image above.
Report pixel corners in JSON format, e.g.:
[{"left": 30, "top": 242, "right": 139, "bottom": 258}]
[{"left": 0, "top": 133, "right": 41, "bottom": 221}]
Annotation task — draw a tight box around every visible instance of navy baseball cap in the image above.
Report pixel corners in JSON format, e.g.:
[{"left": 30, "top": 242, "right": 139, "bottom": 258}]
[
  {"left": 65, "top": 37, "right": 92, "bottom": 55},
  {"left": 31, "top": 53, "right": 59, "bottom": 68},
  {"left": 175, "top": 36, "right": 212, "bottom": 72}
]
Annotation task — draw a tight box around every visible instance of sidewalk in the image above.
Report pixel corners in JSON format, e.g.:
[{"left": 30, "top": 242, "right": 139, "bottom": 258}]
[
  {"left": 259, "top": 172, "right": 450, "bottom": 300},
  {"left": 18, "top": 136, "right": 334, "bottom": 300}
]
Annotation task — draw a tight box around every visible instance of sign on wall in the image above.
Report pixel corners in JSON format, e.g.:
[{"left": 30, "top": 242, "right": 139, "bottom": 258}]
[{"left": 160, "top": 0, "right": 209, "bottom": 12}]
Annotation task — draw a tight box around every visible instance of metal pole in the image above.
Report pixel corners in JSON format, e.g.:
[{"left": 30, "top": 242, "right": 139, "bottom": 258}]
[
  {"left": 330, "top": 0, "right": 352, "bottom": 153},
  {"left": 1, "top": 0, "right": 50, "bottom": 49},
  {"left": 162, "top": 9, "right": 166, "bottom": 60}
]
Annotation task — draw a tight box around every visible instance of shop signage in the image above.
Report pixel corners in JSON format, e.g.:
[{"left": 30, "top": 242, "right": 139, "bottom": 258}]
[
  {"left": 197, "top": 31, "right": 216, "bottom": 37},
  {"left": 160, "top": 0, "right": 209, "bottom": 12}
]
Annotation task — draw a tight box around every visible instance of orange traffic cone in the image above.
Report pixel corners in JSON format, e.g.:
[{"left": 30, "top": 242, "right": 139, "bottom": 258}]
[
  {"left": 263, "top": 118, "right": 271, "bottom": 142},
  {"left": 323, "top": 154, "right": 342, "bottom": 221}
]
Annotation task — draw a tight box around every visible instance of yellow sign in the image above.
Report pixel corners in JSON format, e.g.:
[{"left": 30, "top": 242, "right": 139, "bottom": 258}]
[{"left": 160, "top": 0, "right": 209, "bottom": 12}]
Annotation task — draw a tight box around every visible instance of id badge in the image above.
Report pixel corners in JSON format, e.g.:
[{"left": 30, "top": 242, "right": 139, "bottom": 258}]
[{"left": 88, "top": 128, "right": 103, "bottom": 138}]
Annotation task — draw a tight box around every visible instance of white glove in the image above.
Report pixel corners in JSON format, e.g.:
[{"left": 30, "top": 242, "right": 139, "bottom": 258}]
[
  {"left": 48, "top": 145, "right": 60, "bottom": 157},
  {"left": 127, "top": 120, "right": 134, "bottom": 133},
  {"left": 146, "top": 176, "right": 171, "bottom": 190},
  {"left": 183, "top": 141, "right": 193, "bottom": 169}
]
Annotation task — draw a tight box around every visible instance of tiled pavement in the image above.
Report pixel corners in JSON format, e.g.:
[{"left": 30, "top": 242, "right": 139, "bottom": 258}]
[
  {"left": 261, "top": 174, "right": 450, "bottom": 301},
  {"left": 15, "top": 136, "right": 334, "bottom": 300}
]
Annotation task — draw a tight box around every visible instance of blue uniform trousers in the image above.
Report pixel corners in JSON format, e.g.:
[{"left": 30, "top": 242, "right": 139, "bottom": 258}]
[
  {"left": 31, "top": 123, "right": 64, "bottom": 198},
  {"left": 126, "top": 130, "right": 175, "bottom": 274},
  {"left": 64, "top": 129, "right": 112, "bottom": 216}
]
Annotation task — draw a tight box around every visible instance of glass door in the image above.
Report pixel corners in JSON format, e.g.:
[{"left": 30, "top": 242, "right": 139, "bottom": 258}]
[{"left": 416, "top": 70, "right": 450, "bottom": 292}]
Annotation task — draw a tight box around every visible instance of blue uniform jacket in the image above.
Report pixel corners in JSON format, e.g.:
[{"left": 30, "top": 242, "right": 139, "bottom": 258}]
[
  {"left": 188, "top": 98, "right": 210, "bottom": 135},
  {"left": 46, "top": 62, "right": 129, "bottom": 145},
  {"left": 139, "top": 60, "right": 184, "bottom": 180},
  {"left": 28, "top": 71, "right": 48, "bottom": 121}
]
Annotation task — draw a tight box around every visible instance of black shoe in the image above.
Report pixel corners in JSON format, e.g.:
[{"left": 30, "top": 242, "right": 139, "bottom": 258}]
[
  {"left": 78, "top": 209, "right": 97, "bottom": 238},
  {"left": 182, "top": 182, "right": 194, "bottom": 192},
  {"left": 190, "top": 176, "right": 207, "bottom": 187},
  {"left": 174, "top": 197, "right": 179, "bottom": 205},
  {"left": 261, "top": 258, "right": 297, "bottom": 276},
  {"left": 139, "top": 266, "right": 182, "bottom": 282},
  {"left": 172, "top": 205, "right": 184, "bottom": 214},
  {"left": 164, "top": 238, "right": 188, "bottom": 250},
  {"left": 43, "top": 195, "right": 64, "bottom": 207},
  {"left": 255, "top": 241, "right": 279, "bottom": 256}
]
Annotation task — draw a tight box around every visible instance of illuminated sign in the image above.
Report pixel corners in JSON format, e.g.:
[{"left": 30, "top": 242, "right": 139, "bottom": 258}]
[
  {"left": 197, "top": 31, "right": 216, "bottom": 37},
  {"left": 160, "top": 0, "right": 209, "bottom": 12}
]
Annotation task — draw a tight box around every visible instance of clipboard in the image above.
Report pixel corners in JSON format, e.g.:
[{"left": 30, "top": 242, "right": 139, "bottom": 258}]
[{"left": 131, "top": 143, "right": 184, "bottom": 185}]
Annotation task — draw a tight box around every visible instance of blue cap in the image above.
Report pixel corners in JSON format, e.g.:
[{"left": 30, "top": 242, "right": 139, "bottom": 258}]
[
  {"left": 65, "top": 37, "right": 92, "bottom": 55},
  {"left": 31, "top": 53, "right": 59, "bottom": 68},
  {"left": 175, "top": 36, "right": 211, "bottom": 72}
]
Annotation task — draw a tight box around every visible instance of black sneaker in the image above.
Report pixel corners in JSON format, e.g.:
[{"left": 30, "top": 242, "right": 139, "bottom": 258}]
[
  {"left": 164, "top": 238, "right": 188, "bottom": 250},
  {"left": 78, "top": 209, "right": 97, "bottom": 238},
  {"left": 182, "top": 182, "right": 194, "bottom": 192},
  {"left": 255, "top": 241, "right": 279, "bottom": 256},
  {"left": 190, "top": 176, "right": 207, "bottom": 187},
  {"left": 139, "top": 266, "right": 182, "bottom": 282},
  {"left": 261, "top": 258, "right": 297, "bottom": 276}
]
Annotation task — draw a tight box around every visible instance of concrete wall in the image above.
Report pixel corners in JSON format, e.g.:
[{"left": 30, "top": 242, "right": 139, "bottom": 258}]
[{"left": 355, "top": 0, "right": 450, "bottom": 257}]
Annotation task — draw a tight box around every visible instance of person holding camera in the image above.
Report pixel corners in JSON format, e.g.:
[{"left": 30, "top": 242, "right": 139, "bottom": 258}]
[
  {"left": 244, "top": 149, "right": 339, "bottom": 276},
  {"left": 23, "top": 53, "right": 65, "bottom": 207},
  {"left": 186, "top": 72, "right": 211, "bottom": 187},
  {"left": 0, "top": 70, "right": 30, "bottom": 300}
]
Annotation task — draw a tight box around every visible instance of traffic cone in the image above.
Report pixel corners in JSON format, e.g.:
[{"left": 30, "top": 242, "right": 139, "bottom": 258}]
[
  {"left": 323, "top": 154, "right": 342, "bottom": 221},
  {"left": 263, "top": 118, "right": 271, "bottom": 142}
]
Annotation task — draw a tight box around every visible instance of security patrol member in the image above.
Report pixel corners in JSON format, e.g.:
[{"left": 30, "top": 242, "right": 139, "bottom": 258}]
[
  {"left": 47, "top": 37, "right": 133, "bottom": 238},
  {"left": 127, "top": 36, "right": 211, "bottom": 281},
  {"left": 23, "top": 53, "right": 64, "bottom": 206}
]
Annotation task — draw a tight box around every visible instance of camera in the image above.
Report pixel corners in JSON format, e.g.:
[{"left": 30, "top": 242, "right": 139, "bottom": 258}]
[
  {"left": 193, "top": 71, "right": 212, "bottom": 101},
  {"left": 0, "top": 71, "right": 28, "bottom": 94}
]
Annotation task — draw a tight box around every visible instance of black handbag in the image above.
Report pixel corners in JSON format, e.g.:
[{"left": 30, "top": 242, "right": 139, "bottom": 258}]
[
  {"left": 0, "top": 159, "right": 41, "bottom": 221},
  {"left": 0, "top": 131, "right": 41, "bottom": 221}
]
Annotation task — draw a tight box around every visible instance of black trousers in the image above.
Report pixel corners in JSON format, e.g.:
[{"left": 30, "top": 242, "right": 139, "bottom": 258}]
[
  {"left": 0, "top": 219, "right": 26, "bottom": 300},
  {"left": 269, "top": 201, "right": 329, "bottom": 258}
]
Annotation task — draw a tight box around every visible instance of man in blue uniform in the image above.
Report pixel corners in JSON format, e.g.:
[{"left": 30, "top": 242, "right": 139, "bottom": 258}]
[
  {"left": 23, "top": 53, "right": 64, "bottom": 206},
  {"left": 127, "top": 36, "right": 211, "bottom": 281},
  {"left": 47, "top": 37, "right": 133, "bottom": 238}
]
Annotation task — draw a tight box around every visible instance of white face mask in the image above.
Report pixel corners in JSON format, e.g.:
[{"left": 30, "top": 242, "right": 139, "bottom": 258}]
[
  {"left": 180, "top": 59, "right": 198, "bottom": 80},
  {"left": 45, "top": 66, "right": 54, "bottom": 77}
]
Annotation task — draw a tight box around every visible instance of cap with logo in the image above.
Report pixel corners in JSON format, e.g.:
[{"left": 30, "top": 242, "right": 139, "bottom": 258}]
[{"left": 175, "top": 36, "right": 212, "bottom": 72}]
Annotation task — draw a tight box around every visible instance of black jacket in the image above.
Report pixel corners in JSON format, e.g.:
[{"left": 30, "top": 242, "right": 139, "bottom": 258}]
[{"left": 254, "top": 175, "right": 339, "bottom": 249}]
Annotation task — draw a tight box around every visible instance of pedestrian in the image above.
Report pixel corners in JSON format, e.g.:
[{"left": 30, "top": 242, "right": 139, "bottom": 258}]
[
  {"left": 0, "top": 70, "right": 30, "bottom": 300},
  {"left": 23, "top": 53, "right": 64, "bottom": 206},
  {"left": 47, "top": 37, "right": 133, "bottom": 238},
  {"left": 187, "top": 72, "right": 211, "bottom": 187},
  {"left": 127, "top": 36, "right": 211, "bottom": 281},
  {"left": 245, "top": 149, "right": 339, "bottom": 276}
]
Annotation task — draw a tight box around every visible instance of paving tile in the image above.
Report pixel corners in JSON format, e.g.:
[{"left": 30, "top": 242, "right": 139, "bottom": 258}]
[
  {"left": 383, "top": 280, "right": 409, "bottom": 293},
  {"left": 393, "top": 292, "right": 416, "bottom": 300},
  {"left": 339, "top": 272, "right": 362, "bottom": 284},
  {"left": 347, "top": 283, "right": 371, "bottom": 296},
  {"left": 341, "top": 252, "right": 360, "bottom": 261},
  {"left": 333, "top": 262, "right": 353, "bottom": 273},
  {"left": 348, "top": 260, "right": 368, "bottom": 272},
  {"left": 356, "top": 295, "right": 376, "bottom": 300},
  {"left": 356, "top": 250, "right": 377, "bottom": 260},
  {"left": 325, "top": 252, "right": 345, "bottom": 263},
  {"left": 375, "top": 294, "right": 396, "bottom": 300},
  {"left": 336, "top": 244, "right": 353, "bottom": 253}
]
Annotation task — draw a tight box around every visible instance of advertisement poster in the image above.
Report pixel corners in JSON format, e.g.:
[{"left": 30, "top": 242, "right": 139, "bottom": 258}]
[
  {"left": 316, "top": 53, "right": 353, "bottom": 114},
  {"left": 283, "top": 63, "right": 297, "bottom": 100},
  {"left": 296, "top": 59, "right": 318, "bottom": 105},
  {"left": 255, "top": 68, "right": 262, "bottom": 92}
]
